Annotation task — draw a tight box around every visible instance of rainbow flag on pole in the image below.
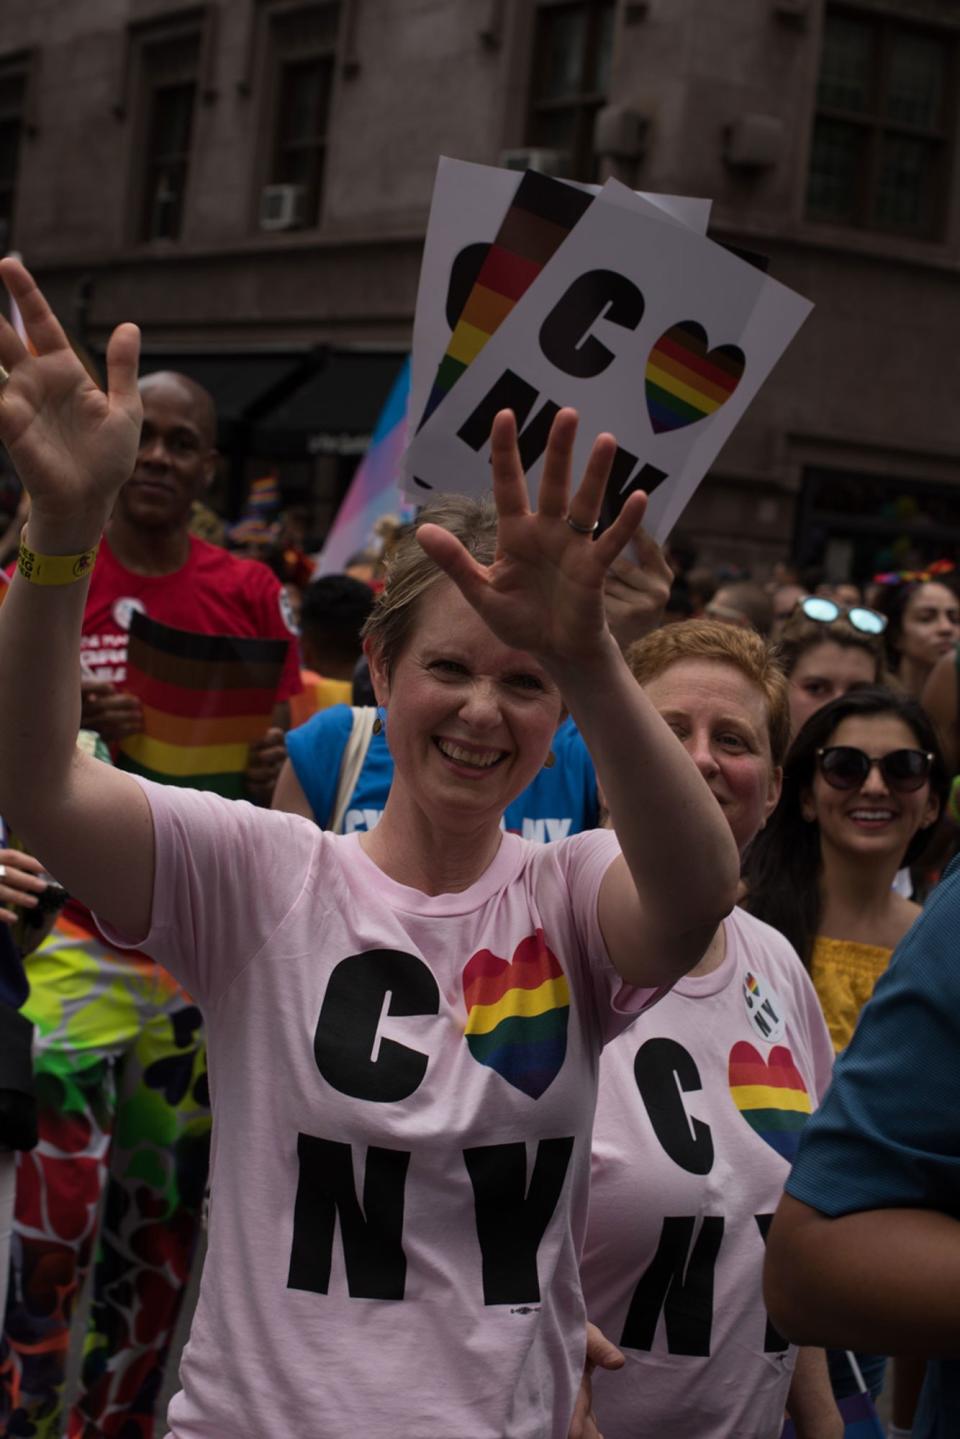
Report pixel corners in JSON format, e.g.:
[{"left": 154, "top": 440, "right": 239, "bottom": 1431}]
[
  {"left": 116, "top": 613, "right": 288, "bottom": 799},
  {"left": 314, "top": 357, "right": 413, "bottom": 577}
]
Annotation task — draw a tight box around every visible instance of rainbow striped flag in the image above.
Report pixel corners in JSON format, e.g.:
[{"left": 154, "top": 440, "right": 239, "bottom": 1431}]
[
  {"left": 418, "top": 170, "right": 591, "bottom": 428},
  {"left": 116, "top": 613, "right": 288, "bottom": 799}
]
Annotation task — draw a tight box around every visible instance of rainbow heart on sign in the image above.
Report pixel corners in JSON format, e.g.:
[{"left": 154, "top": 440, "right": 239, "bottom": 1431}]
[
  {"left": 462, "top": 931, "right": 569, "bottom": 1099},
  {"left": 645, "top": 321, "right": 746, "bottom": 434},
  {"left": 728, "top": 1040, "right": 811, "bottom": 1161}
]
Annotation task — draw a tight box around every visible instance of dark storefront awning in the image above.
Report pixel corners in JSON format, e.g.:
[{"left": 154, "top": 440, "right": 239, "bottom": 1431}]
[
  {"left": 134, "top": 347, "right": 406, "bottom": 457},
  {"left": 252, "top": 350, "right": 405, "bottom": 458},
  {"left": 137, "top": 349, "right": 311, "bottom": 447},
  {"left": 129, "top": 347, "right": 407, "bottom": 512}
]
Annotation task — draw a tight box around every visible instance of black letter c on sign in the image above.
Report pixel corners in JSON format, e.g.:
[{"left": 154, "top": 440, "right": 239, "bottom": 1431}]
[
  {"left": 539, "top": 270, "right": 644, "bottom": 379},
  {"left": 314, "top": 950, "right": 439, "bottom": 1102}
]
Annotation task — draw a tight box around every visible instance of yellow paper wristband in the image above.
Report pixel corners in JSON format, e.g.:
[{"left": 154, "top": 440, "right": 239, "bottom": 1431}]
[{"left": 17, "top": 537, "right": 99, "bottom": 586}]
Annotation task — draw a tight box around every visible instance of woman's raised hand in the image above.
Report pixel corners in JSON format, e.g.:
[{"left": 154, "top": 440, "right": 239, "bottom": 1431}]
[
  {"left": 0, "top": 258, "right": 142, "bottom": 530},
  {"left": 416, "top": 408, "right": 649, "bottom": 670}
]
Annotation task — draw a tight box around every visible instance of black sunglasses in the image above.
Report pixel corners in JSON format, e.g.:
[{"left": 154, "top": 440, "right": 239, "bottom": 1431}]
[{"left": 816, "top": 745, "right": 934, "bottom": 793}]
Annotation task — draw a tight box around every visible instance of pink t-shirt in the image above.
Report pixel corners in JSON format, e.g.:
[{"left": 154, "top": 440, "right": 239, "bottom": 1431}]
[
  {"left": 102, "top": 778, "right": 659, "bottom": 1439},
  {"left": 581, "top": 907, "right": 835, "bottom": 1439}
]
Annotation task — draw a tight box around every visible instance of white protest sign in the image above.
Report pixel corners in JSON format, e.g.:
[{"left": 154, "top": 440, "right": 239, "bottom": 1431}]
[
  {"left": 409, "top": 157, "right": 712, "bottom": 434},
  {"left": 402, "top": 179, "right": 812, "bottom": 542}
]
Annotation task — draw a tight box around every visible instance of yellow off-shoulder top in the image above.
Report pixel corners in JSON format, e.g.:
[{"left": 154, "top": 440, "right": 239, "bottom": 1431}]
[{"left": 809, "top": 937, "right": 893, "bottom": 1053}]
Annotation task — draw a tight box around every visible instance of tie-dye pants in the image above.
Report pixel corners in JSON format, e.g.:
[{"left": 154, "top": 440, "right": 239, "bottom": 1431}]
[{"left": 0, "top": 916, "right": 210, "bottom": 1438}]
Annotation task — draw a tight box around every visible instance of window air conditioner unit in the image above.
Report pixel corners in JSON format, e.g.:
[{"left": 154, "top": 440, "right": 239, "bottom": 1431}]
[
  {"left": 259, "top": 183, "right": 307, "bottom": 231},
  {"left": 498, "top": 148, "right": 566, "bottom": 177},
  {"left": 723, "top": 115, "right": 784, "bottom": 170}
]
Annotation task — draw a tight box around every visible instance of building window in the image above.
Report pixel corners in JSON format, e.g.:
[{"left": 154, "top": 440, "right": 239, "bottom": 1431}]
[
  {"left": 0, "top": 59, "right": 27, "bottom": 251},
  {"left": 797, "top": 466, "right": 960, "bottom": 579},
  {"left": 526, "top": 0, "right": 615, "bottom": 181},
  {"left": 266, "top": 4, "right": 340, "bottom": 227},
  {"left": 807, "top": 6, "right": 954, "bottom": 239},
  {"left": 140, "top": 28, "right": 201, "bottom": 241}
]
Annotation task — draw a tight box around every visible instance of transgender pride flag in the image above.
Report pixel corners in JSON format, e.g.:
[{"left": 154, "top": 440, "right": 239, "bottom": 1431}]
[{"left": 314, "top": 357, "right": 413, "bottom": 577}]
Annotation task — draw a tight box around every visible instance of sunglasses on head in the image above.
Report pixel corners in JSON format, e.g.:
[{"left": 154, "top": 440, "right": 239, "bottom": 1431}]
[
  {"left": 799, "top": 596, "right": 887, "bottom": 635},
  {"left": 816, "top": 746, "right": 934, "bottom": 793}
]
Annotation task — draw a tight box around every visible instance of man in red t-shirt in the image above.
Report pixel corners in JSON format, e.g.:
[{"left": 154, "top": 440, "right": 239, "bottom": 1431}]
[
  {"left": 1, "top": 373, "right": 300, "bottom": 1439},
  {"left": 78, "top": 370, "right": 299, "bottom": 734}
]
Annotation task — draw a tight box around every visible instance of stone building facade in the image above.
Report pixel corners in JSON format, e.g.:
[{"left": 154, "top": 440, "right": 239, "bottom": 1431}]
[{"left": 0, "top": 0, "right": 958, "bottom": 576}]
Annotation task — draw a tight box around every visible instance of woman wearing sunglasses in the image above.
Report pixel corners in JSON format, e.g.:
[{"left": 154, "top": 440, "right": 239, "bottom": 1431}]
[
  {"left": 743, "top": 689, "right": 946, "bottom": 1425},
  {"left": 777, "top": 598, "right": 887, "bottom": 741},
  {"left": 743, "top": 686, "right": 946, "bottom": 1053}
]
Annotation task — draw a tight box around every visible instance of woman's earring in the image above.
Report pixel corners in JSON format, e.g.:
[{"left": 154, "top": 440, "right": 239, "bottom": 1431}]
[
  {"left": 372, "top": 712, "right": 383, "bottom": 736},
  {"left": 543, "top": 750, "right": 556, "bottom": 769}
]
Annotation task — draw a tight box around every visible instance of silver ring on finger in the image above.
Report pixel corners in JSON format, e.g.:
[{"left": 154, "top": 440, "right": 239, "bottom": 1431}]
[
  {"left": 566, "top": 514, "right": 599, "bottom": 536},
  {"left": 0, "top": 864, "right": 7, "bottom": 880},
  {"left": 0, "top": 365, "right": 9, "bottom": 388}
]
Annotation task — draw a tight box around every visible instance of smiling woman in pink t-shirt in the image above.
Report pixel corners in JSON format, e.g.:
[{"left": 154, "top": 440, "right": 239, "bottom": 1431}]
[
  {"left": 581, "top": 621, "right": 841, "bottom": 1439},
  {"left": 0, "top": 258, "right": 740, "bottom": 1439}
]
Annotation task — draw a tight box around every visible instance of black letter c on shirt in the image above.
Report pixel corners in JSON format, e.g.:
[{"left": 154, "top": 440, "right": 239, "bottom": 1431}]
[{"left": 314, "top": 950, "right": 440, "bottom": 1102}]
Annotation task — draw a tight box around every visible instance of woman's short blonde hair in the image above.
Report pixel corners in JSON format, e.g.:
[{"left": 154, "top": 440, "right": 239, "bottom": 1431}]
[
  {"left": 361, "top": 495, "right": 497, "bottom": 674},
  {"left": 626, "top": 619, "right": 791, "bottom": 767}
]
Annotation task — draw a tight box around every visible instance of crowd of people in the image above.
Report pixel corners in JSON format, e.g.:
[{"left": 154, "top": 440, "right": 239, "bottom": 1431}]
[{"left": 0, "top": 256, "right": 957, "bottom": 1439}]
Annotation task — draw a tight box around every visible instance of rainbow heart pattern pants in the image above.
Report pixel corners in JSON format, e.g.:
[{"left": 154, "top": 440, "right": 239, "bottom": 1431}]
[{"left": 0, "top": 917, "right": 210, "bottom": 1439}]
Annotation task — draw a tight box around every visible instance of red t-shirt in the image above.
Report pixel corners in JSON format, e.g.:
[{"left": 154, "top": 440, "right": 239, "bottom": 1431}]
[
  {"left": 64, "top": 535, "right": 300, "bottom": 949},
  {"left": 78, "top": 534, "right": 301, "bottom": 700}
]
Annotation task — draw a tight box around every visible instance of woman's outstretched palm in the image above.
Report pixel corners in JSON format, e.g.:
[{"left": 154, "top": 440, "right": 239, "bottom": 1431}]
[
  {"left": 0, "top": 259, "right": 142, "bottom": 521},
  {"left": 418, "top": 409, "right": 648, "bottom": 667}
]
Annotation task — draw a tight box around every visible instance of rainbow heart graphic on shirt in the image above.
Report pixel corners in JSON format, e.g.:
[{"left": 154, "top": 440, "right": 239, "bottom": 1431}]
[
  {"left": 462, "top": 932, "right": 569, "bottom": 1098},
  {"left": 728, "top": 1041, "right": 811, "bottom": 1161},
  {"left": 645, "top": 321, "right": 746, "bottom": 434}
]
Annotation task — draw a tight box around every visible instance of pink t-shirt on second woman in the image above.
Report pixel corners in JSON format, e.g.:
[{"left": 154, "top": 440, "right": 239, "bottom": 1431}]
[
  {"left": 100, "top": 778, "right": 660, "bottom": 1439},
  {"left": 582, "top": 906, "right": 834, "bottom": 1439}
]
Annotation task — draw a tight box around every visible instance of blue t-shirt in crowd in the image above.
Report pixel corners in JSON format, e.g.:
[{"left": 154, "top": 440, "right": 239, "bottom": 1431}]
[
  {"left": 786, "top": 856, "right": 960, "bottom": 1439},
  {"left": 285, "top": 705, "right": 598, "bottom": 838}
]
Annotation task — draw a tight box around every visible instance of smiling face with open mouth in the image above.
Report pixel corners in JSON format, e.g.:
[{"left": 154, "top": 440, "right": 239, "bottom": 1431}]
[
  {"left": 804, "top": 712, "right": 939, "bottom": 864},
  {"left": 367, "top": 580, "right": 563, "bottom": 833}
]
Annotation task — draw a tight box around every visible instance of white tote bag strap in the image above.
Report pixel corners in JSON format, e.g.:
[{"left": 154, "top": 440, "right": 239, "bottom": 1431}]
[
  {"left": 329, "top": 707, "right": 378, "bottom": 834},
  {"left": 844, "top": 1350, "right": 869, "bottom": 1395}
]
